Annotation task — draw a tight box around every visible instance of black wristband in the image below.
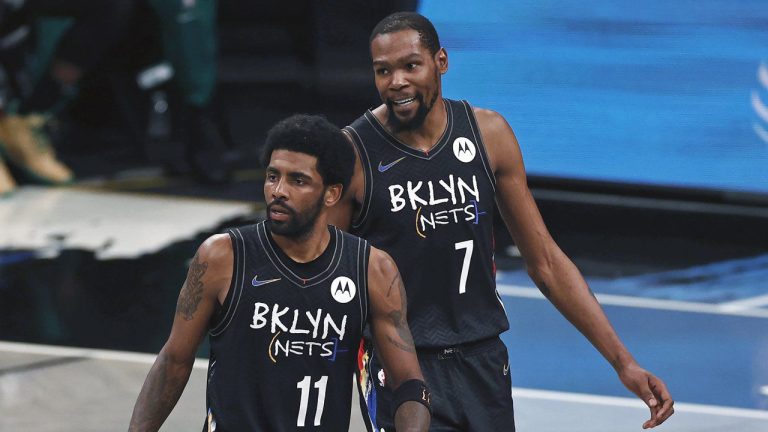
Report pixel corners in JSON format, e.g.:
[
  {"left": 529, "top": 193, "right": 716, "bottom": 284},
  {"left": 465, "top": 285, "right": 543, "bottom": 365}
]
[{"left": 393, "top": 379, "right": 432, "bottom": 414}]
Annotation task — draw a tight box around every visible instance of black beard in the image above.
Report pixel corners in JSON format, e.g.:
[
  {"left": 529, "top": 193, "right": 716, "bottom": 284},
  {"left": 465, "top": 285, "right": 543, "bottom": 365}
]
[
  {"left": 386, "top": 90, "right": 438, "bottom": 133},
  {"left": 266, "top": 194, "right": 325, "bottom": 240}
]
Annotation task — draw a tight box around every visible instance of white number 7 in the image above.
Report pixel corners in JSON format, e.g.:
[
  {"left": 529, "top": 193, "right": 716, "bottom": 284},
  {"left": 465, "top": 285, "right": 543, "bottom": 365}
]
[{"left": 455, "top": 240, "right": 473, "bottom": 294}]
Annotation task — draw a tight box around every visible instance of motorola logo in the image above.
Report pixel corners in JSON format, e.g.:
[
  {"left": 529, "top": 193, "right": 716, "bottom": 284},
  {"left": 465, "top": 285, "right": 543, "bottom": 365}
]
[
  {"left": 330, "top": 276, "right": 356, "bottom": 303},
  {"left": 453, "top": 137, "right": 476, "bottom": 163}
]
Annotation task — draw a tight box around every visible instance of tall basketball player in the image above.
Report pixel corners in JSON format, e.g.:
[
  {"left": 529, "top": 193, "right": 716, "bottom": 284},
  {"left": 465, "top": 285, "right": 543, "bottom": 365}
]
[
  {"left": 329, "top": 12, "right": 674, "bottom": 431},
  {"left": 129, "top": 115, "right": 431, "bottom": 431}
]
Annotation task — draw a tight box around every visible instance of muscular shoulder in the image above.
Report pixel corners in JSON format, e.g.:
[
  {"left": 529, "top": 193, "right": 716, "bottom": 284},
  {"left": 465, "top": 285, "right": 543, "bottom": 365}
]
[
  {"left": 368, "top": 247, "right": 399, "bottom": 285},
  {"left": 194, "top": 233, "right": 234, "bottom": 297},
  {"left": 472, "top": 106, "right": 522, "bottom": 174},
  {"left": 473, "top": 107, "right": 510, "bottom": 136},
  {"left": 367, "top": 247, "right": 405, "bottom": 317},
  {"left": 197, "top": 233, "right": 233, "bottom": 267}
]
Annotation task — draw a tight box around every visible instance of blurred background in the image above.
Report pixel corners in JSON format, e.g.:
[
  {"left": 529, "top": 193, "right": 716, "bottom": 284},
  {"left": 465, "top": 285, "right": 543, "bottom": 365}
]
[{"left": 0, "top": 0, "right": 767, "bottom": 430}]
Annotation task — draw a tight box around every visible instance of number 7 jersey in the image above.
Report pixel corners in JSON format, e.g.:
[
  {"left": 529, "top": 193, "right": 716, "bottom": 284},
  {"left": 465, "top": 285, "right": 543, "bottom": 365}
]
[{"left": 345, "top": 99, "right": 509, "bottom": 348}]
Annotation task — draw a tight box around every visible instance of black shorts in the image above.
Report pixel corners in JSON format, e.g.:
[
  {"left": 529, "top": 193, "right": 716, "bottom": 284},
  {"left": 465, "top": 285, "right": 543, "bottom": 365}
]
[{"left": 356, "top": 336, "right": 516, "bottom": 432}]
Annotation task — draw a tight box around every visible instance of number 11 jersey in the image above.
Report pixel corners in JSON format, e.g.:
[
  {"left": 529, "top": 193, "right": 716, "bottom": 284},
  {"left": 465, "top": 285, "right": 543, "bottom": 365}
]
[{"left": 204, "top": 222, "right": 369, "bottom": 431}]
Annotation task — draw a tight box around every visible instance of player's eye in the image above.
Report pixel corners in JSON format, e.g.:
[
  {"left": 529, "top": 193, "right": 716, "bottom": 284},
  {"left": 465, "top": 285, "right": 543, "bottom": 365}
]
[{"left": 376, "top": 68, "right": 389, "bottom": 75}]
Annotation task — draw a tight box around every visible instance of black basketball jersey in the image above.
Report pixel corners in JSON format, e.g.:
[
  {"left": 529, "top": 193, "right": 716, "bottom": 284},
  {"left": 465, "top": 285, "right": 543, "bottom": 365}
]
[
  {"left": 204, "top": 222, "right": 370, "bottom": 432},
  {"left": 345, "top": 98, "right": 508, "bottom": 348}
]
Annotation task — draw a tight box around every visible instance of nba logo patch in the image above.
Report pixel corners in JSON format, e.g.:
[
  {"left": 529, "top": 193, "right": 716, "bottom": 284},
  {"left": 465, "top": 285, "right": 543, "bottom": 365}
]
[
  {"left": 330, "top": 276, "right": 356, "bottom": 303},
  {"left": 452, "top": 137, "right": 476, "bottom": 162}
]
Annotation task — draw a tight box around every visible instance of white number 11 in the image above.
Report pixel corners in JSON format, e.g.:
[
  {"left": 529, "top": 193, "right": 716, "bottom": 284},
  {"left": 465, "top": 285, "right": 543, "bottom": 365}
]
[
  {"left": 455, "top": 240, "right": 474, "bottom": 294},
  {"left": 296, "top": 375, "right": 328, "bottom": 427}
]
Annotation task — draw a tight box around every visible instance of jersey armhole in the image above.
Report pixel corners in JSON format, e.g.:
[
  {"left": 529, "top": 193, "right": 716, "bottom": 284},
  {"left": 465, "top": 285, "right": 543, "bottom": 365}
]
[
  {"left": 343, "top": 126, "right": 373, "bottom": 230},
  {"left": 462, "top": 100, "right": 497, "bottom": 193},
  {"left": 357, "top": 238, "right": 372, "bottom": 333},
  {"left": 209, "top": 228, "right": 245, "bottom": 336}
]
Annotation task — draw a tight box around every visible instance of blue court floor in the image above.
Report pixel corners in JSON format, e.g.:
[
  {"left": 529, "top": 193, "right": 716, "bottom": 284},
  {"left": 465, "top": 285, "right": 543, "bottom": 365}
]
[
  {"left": 496, "top": 258, "right": 768, "bottom": 430},
  {"left": 498, "top": 255, "right": 768, "bottom": 412}
]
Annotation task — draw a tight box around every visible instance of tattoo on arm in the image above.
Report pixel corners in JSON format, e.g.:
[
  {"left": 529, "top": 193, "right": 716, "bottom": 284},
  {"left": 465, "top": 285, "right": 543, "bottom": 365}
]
[
  {"left": 129, "top": 352, "right": 190, "bottom": 431},
  {"left": 386, "top": 313, "right": 416, "bottom": 353},
  {"left": 386, "top": 274, "right": 416, "bottom": 353},
  {"left": 176, "top": 253, "right": 208, "bottom": 320},
  {"left": 386, "top": 271, "right": 400, "bottom": 298}
]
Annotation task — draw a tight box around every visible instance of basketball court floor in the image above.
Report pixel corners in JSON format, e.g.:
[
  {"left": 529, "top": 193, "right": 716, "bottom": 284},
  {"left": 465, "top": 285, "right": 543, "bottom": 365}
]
[{"left": 1, "top": 185, "right": 767, "bottom": 431}]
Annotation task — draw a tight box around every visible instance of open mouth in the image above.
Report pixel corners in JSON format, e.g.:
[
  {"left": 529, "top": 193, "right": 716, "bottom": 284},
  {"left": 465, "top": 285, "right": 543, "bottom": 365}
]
[{"left": 392, "top": 97, "right": 416, "bottom": 106}]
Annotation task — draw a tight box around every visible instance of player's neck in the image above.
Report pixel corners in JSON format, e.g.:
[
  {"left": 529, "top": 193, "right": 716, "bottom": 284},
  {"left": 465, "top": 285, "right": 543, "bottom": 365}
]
[
  {"left": 269, "top": 221, "right": 331, "bottom": 264},
  {"left": 393, "top": 97, "right": 447, "bottom": 152}
]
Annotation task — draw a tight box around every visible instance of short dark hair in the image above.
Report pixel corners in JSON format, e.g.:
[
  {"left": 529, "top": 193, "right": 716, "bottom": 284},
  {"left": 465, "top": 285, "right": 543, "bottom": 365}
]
[
  {"left": 370, "top": 12, "right": 441, "bottom": 55},
  {"left": 261, "top": 114, "right": 354, "bottom": 191}
]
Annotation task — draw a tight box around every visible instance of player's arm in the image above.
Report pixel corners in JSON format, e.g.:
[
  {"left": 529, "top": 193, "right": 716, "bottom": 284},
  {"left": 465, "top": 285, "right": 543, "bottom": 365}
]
[
  {"left": 128, "top": 234, "right": 234, "bottom": 432},
  {"left": 326, "top": 131, "right": 363, "bottom": 231},
  {"left": 368, "top": 247, "right": 431, "bottom": 432},
  {"left": 475, "top": 108, "right": 673, "bottom": 428}
]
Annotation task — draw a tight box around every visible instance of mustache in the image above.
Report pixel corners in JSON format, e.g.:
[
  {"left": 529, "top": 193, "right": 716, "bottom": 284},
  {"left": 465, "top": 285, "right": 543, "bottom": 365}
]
[{"left": 267, "top": 200, "right": 296, "bottom": 215}]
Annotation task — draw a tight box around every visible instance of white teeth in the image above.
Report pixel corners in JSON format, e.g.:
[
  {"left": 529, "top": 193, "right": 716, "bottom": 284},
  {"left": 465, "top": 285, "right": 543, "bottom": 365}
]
[{"left": 393, "top": 97, "right": 415, "bottom": 105}]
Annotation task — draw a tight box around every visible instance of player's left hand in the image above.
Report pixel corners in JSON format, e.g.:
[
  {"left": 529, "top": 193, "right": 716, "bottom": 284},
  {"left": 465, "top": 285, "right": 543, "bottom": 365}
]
[{"left": 617, "top": 362, "right": 674, "bottom": 428}]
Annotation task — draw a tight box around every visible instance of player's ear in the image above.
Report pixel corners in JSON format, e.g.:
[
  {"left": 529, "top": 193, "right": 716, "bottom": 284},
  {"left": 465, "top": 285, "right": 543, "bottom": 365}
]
[
  {"left": 324, "top": 184, "right": 343, "bottom": 207},
  {"left": 436, "top": 47, "right": 448, "bottom": 74}
]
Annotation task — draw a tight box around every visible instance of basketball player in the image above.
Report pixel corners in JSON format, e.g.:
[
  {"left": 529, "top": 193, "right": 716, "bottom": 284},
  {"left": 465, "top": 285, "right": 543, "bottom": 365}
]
[
  {"left": 128, "top": 115, "right": 431, "bottom": 431},
  {"left": 328, "top": 12, "right": 674, "bottom": 431}
]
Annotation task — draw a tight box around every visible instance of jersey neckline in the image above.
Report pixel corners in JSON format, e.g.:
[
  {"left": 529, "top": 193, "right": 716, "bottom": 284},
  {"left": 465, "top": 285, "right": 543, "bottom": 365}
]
[
  {"left": 364, "top": 98, "right": 454, "bottom": 160},
  {"left": 257, "top": 222, "right": 344, "bottom": 288}
]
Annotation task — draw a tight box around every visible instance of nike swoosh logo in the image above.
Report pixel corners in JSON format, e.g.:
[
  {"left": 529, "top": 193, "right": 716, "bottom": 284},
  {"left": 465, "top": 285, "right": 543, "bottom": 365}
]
[
  {"left": 252, "top": 275, "right": 281, "bottom": 287},
  {"left": 377, "top": 157, "right": 406, "bottom": 173}
]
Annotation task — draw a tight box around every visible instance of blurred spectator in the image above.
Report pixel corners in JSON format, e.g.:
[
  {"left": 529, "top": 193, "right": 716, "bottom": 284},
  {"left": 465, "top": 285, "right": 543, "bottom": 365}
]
[
  {"left": 0, "top": 0, "right": 133, "bottom": 195},
  {"left": 145, "top": 0, "right": 232, "bottom": 184}
]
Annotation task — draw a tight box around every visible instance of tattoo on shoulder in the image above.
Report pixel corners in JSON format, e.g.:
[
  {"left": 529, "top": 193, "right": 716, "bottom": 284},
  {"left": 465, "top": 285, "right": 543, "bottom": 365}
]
[{"left": 177, "top": 253, "right": 208, "bottom": 320}]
